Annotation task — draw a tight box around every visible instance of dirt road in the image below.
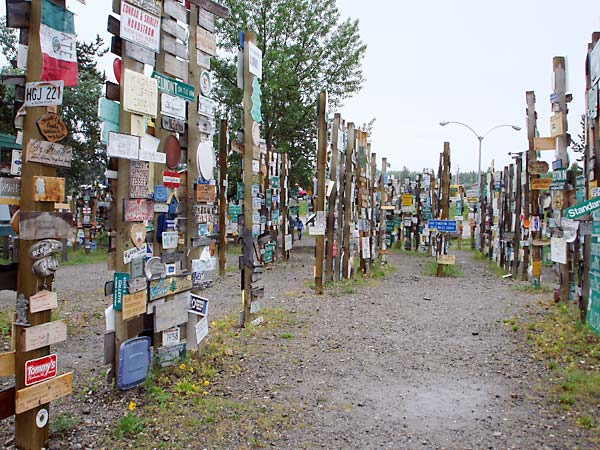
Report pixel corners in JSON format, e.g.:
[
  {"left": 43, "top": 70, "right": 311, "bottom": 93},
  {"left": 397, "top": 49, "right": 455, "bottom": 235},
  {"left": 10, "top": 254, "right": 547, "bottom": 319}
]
[{"left": 0, "top": 243, "right": 596, "bottom": 449}]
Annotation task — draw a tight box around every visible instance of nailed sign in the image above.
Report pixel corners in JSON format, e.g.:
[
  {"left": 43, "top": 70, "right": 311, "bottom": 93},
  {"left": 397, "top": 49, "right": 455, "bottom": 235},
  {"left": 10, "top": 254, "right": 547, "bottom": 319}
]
[
  {"left": 530, "top": 178, "right": 552, "bottom": 190},
  {"left": 107, "top": 132, "right": 140, "bottom": 160},
  {"left": 15, "top": 372, "right": 72, "bottom": 414},
  {"left": 152, "top": 71, "right": 195, "bottom": 102},
  {"left": 25, "top": 353, "right": 57, "bottom": 386},
  {"left": 149, "top": 275, "right": 192, "bottom": 301},
  {"left": 33, "top": 176, "right": 65, "bottom": 202},
  {"left": 527, "top": 160, "right": 549, "bottom": 175},
  {"left": 24, "top": 80, "right": 64, "bottom": 107},
  {"left": 29, "top": 290, "right": 58, "bottom": 313},
  {"left": 124, "top": 199, "right": 154, "bottom": 222},
  {"left": 123, "top": 69, "right": 158, "bottom": 117},
  {"left": 564, "top": 197, "right": 600, "bottom": 220},
  {"left": 120, "top": 1, "right": 161, "bottom": 53},
  {"left": 153, "top": 295, "right": 189, "bottom": 332},
  {"left": 0, "top": 178, "right": 21, "bottom": 204},
  {"left": 129, "top": 160, "right": 150, "bottom": 199},
  {"left": 161, "top": 93, "right": 186, "bottom": 120},
  {"left": 19, "top": 212, "right": 73, "bottom": 240},
  {"left": 161, "top": 116, "right": 185, "bottom": 133},
  {"left": 21, "top": 321, "right": 67, "bottom": 352},
  {"left": 26, "top": 139, "right": 72, "bottom": 168},
  {"left": 126, "top": 0, "right": 162, "bottom": 16},
  {"left": 37, "top": 113, "right": 68, "bottom": 143},
  {"left": 122, "top": 290, "right": 147, "bottom": 320},
  {"left": 163, "top": 171, "right": 180, "bottom": 188}
]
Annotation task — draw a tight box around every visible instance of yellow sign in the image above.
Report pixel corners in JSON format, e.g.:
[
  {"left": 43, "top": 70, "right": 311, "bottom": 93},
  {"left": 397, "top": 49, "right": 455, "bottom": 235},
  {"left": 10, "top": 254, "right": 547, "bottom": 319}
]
[
  {"left": 402, "top": 194, "right": 413, "bottom": 207},
  {"left": 530, "top": 178, "right": 552, "bottom": 190},
  {"left": 437, "top": 254, "right": 456, "bottom": 265}
]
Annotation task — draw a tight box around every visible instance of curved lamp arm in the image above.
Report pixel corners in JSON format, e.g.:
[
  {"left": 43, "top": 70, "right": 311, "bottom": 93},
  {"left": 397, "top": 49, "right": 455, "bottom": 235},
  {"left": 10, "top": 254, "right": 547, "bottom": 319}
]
[
  {"left": 439, "top": 121, "right": 481, "bottom": 140},
  {"left": 482, "top": 124, "right": 521, "bottom": 139}
]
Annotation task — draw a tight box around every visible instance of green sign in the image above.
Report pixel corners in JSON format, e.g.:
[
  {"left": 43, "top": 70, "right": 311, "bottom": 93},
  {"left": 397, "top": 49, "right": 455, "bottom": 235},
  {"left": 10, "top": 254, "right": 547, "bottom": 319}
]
[
  {"left": 588, "top": 272, "right": 600, "bottom": 334},
  {"left": 563, "top": 197, "right": 600, "bottom": 219},
  {"left": 229, "top": 204, "right": 242, "bottom": 222},
  {"left": 113, "top": 272, "right": 130, "bottom": 312},
  {"left": 152, "top": 71, "right": 195, "bottom": 102},
  {"left": 237, "top": 182, "right": 244, "bottom": 200}
]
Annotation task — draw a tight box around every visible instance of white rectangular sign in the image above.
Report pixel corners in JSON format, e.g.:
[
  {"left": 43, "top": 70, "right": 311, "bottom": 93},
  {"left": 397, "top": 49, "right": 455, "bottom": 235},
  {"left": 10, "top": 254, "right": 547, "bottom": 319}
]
[
  {"left": 123, "top": 69, "right": 158, "bottom": 117},
  {"left": 161, "top": 93, "right": 186, "bottom": 120},
  {"left": 11, "top": 150, "right": 22, "bottom": 176},
  {"left": 248, "top": 41, "right": 262, "bottom": 79},
  {"left": 24, "top": 80, "right": 64, "bottom": 107},
  {"left": 107, "top": 132, "right": 140, "bottom": 160},
  {"left": 162, "top": 327, "right": 180, "bottom": 347},
  {"left": 139, "top": 134, "right": 166, "bottom": 164},
  {"left": 195, "top": 316, "right": 209, "bottom": 344},
  {"left": 162, "top": 231, "right": 179, "bottom": 249},
  {"left": 120, "top": 1, "right": 161, "bottom": 53},
  {"left": 197, "top": 95, "right": 216, "bottom": 117}
]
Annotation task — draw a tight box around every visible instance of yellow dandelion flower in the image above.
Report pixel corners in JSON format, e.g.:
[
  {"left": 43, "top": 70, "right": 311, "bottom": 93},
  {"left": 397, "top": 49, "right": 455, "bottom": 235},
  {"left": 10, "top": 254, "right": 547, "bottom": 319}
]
[
  {"left": 189, "top": 367, "right": 195, "bottom": 373},
  {"left": 211, "top": 321, "right": 217, "bottom": 327},
  {"left": 179, "top": 363, "right": 186, "bottom": 370},
  {"left": 128, "top": 401, "right": 136, "bottom": 411},
  {"left": 202, "top": 391, "right": 209, "bottom": 395},
  {"left": 203, "top": 380, "right": 210, "bottom": 387}
]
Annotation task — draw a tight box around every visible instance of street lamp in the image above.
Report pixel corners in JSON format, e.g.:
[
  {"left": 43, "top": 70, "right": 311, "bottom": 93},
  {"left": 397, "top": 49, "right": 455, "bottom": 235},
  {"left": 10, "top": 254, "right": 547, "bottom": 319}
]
[{"left": 439, "top": 121, "right": 521, "bottom": 246}]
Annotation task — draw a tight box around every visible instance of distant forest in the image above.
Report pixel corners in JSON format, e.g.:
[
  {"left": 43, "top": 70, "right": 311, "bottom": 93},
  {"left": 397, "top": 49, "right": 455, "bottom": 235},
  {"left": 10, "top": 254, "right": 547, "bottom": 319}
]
[{"left": 388, "top": 167, "right": 478, "bottom": 187}]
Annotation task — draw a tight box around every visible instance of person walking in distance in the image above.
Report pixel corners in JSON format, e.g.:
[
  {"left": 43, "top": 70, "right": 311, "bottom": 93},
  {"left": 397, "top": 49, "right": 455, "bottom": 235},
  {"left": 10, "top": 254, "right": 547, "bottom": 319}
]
[{"left": 297, "top": 218, "right": 304, "bottom": 240}]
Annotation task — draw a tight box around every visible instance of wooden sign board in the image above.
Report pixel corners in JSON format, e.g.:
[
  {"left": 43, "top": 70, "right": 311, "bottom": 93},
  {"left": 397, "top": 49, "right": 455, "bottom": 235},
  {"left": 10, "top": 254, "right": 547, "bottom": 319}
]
[
  {"left": 149, "top": 275, "right": 192, "bottom": 301},
  {"left": 197, "top": 50, "right": 211, "bottom": 70},
  {"left": 0, "top": 178, "right": 21, "bottom": 205},
  {"left": 19, "top": 212, "right": 74, "bottom": 240},
  {"left": 161, "top": 17, "right": 187, "bottom": 42},
  {"left": 534, "top": 137, "right": 556, "bottom": 151},
  {"left": 161, "top": 115, "right": 185, "bottom": 133},
  {"left": 196, "top": 27, "right": 216, "bottom": 56},
  {"left": 26, "top": 139, "right": 72, "bottom": 168},
  {"left": 123, "top": 40, "right": 156, "bottom": 66},
  {"left": 129, "top": 160, "right": 150, "bottom": 199},
  {"left": 15, "top": 372, "right": 73, "bottom": 414},
  {"left": 527, "top": 160, "right": 549, "bottom": 175},
  {"left": 162, "top": 34, "right": 188, "bottom": 61},
  {"left": 124, "top": 199, "right": 154, "bottom": 222},
  {"left": 437, "top": 254, "right": 456, "bottom": 265},
  {"left": 550, "top": 113, "right": 564, "bottom": 137},
  {"left": 37, "top": 113, "right": 68, "bottom": 143},
  {"left": 153, "top": 295, "right": 189, "bottom": 332},
  {"left": 196, "top": 183, "right": 216, "bottom": 203},
  {"left": 198, "top": 8, "right": 215, "bottom": 32},
  {"left": 33, "top": 176, "right": 65, "bottom": 202},
  {"left": 161, "top": 53, "right": 188, "bottom": 82},
  {"left": 530, "top": 178, "right": 552, "bottom": 190},
  {"left": 122, "top": 290, "right": 147, "bottom": 320},
  {"left": 0, "top": 351, "right": 15, "bottom": 377},
  {"left": 29, "top": 290, "right": 58, "bottom": 313},
  {"left": 188, "top": 0, "right": 230, "bottom": 19},
  {"left": 123, "top": 69, "right": 158, "bottom": 117},
  {"left": 0, "top": 387, "right": 15, "bottom": 421},
  {"left": 126, "top": 0, "right": 161, "bottom": 16},
  {"left": 164, "top": 0, "right": 188, "bottom": 23},
  {"left": 21, "top": 320, "right": 68, "bottom": 352},
  {"left": 161, "top": 93, "right": 186, "bottom": 121},
  {"left": 120, "top": 1, "right": 160, "bottom": 53}
]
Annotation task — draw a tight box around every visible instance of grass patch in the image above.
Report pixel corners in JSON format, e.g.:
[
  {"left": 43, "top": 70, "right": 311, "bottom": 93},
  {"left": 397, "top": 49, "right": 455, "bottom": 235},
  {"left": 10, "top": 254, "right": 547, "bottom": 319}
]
[
  {"left": 523, "top": 301, "right": 600, "bottom": 435},
  {"left": 50, "top": 412, "right": 82, "bottom": 435},
  {"left": 61, "top": 248, "right": 107, "bottom": 266},
  {"left": 114, "top": 412, "right": 144, "bottom": 439},
  {"left": 515, "top": 283, "right": 553, "bottom": 294},
  {"left": 471, "top": 251, "right": 509, "bottom": 277},
  {"left": 280, "top": 332, "right": 294, "bottom": 339},
  {"left": 423, "top": 260, "right": 463, "bottom": 277},
  {"left": 0, "top": 309, "right": 12, "bottom": 338}
]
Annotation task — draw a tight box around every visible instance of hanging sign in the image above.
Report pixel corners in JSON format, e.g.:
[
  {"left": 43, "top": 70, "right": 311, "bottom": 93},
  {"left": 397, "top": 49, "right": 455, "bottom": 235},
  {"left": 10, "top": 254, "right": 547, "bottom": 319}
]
[
  {"left": 26, "top": 139, "right": 72, "bottom": 168},
  {"left": 161, "top": 93, "right": 187, "bottom": 120},
  {"left": 36, "top": 113, "right": 68, "bottom": 142},
  {"left": 123, "top": 69, "right": 158, "bottom": 117},
  {"left": 107, "top": 132, "right": 140, "bottom": 160},
  {"left": 530, "top": 178, "right": 552, "bottom": 190},
  {"left": 25, "top": 354, "right": 57, "bottom": 386},
  {"left": 564, "top": 197, "right": 600, "bottom": 219},
  {"left": 120, "top": 1, "right": 161, "bottom": 53},
  {"left": 24, "top": 80, "right": 64, "bottom": 107}
]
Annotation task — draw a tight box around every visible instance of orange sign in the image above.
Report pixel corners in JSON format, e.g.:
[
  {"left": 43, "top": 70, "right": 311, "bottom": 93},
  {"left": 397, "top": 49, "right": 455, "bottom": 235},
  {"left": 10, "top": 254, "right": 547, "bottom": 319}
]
[{"left": 530, "top": 178, "right": 552, "bottom": 190}]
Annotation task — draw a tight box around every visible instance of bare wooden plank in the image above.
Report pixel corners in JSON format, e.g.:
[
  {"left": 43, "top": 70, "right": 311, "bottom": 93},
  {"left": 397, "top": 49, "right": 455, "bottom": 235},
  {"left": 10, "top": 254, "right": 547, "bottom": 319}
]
[
  {"left": 188, "top": 0, "right": 229, "bottom": 19},
  {"left": 0, "top": 351, "right": 15, "bottom": 377},
  {"left": 196, "top": 27, "right": 216, "bottom": 56},
  {"left": 125, "top": 41, "right": 156, "bottom": 66},
  {"left": 533, "top": 136, "right": 556, "bottom": 151},
  {"left": 29, "top": 290, "right": 58, "bottom": 314},
  {"left": 161, "top": 53, "right": 188, "bottom": 82},
  {"left": 198, "top": 8, "right": 215, "bottom": 32},
  {"left": 20, "top": 320, "right": 67, "bottom": 352},
  {"left": 164, "top": 0, "right": 188, "bottom": 23},
  {"left": 162, "top": 34, "right": 188, "bottom": 61},
  {"left": 161, "top": 17, "right": 187, "bottom": 42},
  {"left": 107, "top": 15, "right": 120, "bottom": 37},
  {"left": 19, "top": 212, "right": 74, "bottom": 240},
  {"left": 0, "top": 387, "right": 15, "bottom": 420},
  {"left": 111, "top": 36, "right": 122, "bottom": 57},
  {"left": 15, "top": 372, "right": 73, "bottom": 414},
  {"left": 32, "top": 177, "right": 65, "bottom": 203}
]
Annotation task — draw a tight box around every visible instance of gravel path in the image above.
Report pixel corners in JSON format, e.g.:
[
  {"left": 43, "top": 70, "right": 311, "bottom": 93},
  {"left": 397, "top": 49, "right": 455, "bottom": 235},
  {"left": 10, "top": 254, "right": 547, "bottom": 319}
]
[{"left": 0, "top": 242, "right": 596, "bottom": 449}]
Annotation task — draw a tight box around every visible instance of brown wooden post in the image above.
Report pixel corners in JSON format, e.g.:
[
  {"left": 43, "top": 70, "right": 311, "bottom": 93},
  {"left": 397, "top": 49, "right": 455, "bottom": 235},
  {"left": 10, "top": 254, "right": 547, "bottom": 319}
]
[
  {"left": 525, "top": 91, "right": 539, "bottom": 284},
  {"left": 334, "top": 121, "right": 346, "bottom": 280},
  {"left": 315, "top": 91, "right": 327, "bottom": 293},
  {"left": 553, "top": 56, "right": 571, "bottom": 301},
  {"left": 281, "top": 151, "right": 289, "bottom": 261},
  {"left": 218, "top": 119, "right": 228, "bottom": 276},
  {"left": 325, "top": 113, "right": 340, "bottom": 282},
  {"left": 369, "top": 150, "right": 376, "bottom": 265},
  {"left": 512, "top": 154, "right": 523, "bottom": 277},
  {"left": 342, "top": 124, "right": 355, "bottom": 279},
  {"left": 378, "top": 157, "right": 387, "bottom": 253},
  {"left": 356, "top": 131, "right": 367, "bottom": 274},
  {"left": 437, "top": 142, "right": 451, "bottom": 276},
  {"left": 415, "top": 174, "right": 421, "bottom": 251}
]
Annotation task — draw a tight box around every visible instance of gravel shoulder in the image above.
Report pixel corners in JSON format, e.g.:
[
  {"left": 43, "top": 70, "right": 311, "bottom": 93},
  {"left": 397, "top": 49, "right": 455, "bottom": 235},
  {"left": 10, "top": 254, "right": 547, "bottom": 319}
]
[{"left": 0, "top": 242, "right": 596, "bottom": 449}]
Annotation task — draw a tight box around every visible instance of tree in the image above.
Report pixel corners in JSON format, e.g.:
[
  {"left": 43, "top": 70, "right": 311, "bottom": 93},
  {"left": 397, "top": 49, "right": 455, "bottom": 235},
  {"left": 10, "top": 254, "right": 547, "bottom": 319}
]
[
  {"left": 213, "top": 0, "right": 366, "bottom": 191},
  {"left": 0, "top": 17, "right": 107, "bottom": 191}
]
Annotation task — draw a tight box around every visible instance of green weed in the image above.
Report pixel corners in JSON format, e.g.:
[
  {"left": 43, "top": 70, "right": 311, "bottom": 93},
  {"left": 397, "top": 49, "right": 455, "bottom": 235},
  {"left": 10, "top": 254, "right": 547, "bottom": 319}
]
[
  {"left": 423, "top": 260, "right": 464, "bottom": 277},
  {"left": 51, "top": 412, "right": 81, "bottom": 434},
  {"left": 114, "top": 412, "right": 144, "bottom": 438}
]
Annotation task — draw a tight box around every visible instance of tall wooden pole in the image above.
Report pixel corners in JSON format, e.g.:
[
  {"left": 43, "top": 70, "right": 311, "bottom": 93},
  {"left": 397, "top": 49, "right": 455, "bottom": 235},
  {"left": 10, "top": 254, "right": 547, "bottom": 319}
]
[
  {"left": 525, "top": 91, "right": 538, "bottom": 284},
  {"left": 315, "top": 91, "right": 327, "bottom": 294},
  {"left": 218, "top": 119, "right": 228, "bottom": 276},
  {"left": 369, "top": 150, "right": 376, "bottom": 265},
  {"left": 335, "top": 122, "right": 346, "bottom": 280},
  {"left": 242, "top": 31, "right": 257, "bottom": 324},
  {"left": 512, "top": 154, "right": 523, "bottom": 277},
  {"left": 325, "top": 113, "right": 340, "bottom": 282},
  {"left": 378, "top": 157, "right": 387, "bottom": 253},
  {"left": 281, "top": 151, "right": 289, "bottom": 261},
  {"left": 415, "top": 174, "right": 421, "bottom": 251},
  {"left": 15, "top": 1, "right": 61, "bottom": 446},
  {"left": 342, "top": 124, "right": 355, "bottom": 279},
  {"left": 554, "top": 56, "right": 571, "bottom": 301},
  {"left": 437, "top": 142, "right": 450, "bottom": 276}
]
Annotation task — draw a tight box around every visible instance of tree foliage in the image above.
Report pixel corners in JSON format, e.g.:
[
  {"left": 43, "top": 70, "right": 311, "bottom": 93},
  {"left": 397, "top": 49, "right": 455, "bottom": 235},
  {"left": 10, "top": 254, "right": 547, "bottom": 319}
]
[
  {"left": 0, "top": 17, "right": 107, "bottom": 192},
  {"left": 213, "top": 0, "right": 366, "bottom": 193}
]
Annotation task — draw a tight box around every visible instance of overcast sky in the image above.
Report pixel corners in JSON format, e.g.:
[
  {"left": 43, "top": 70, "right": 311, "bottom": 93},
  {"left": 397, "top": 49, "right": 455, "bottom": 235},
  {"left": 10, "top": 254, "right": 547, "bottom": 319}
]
[{"left": 2, "top": 0, "right": 599, "bottom": 177}]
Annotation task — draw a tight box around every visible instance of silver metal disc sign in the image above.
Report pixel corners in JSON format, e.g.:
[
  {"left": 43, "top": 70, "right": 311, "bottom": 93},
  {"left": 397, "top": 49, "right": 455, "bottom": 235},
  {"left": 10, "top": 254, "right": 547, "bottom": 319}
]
[{"left": 196, "top": 141, "right": 214, "bottom": 181}]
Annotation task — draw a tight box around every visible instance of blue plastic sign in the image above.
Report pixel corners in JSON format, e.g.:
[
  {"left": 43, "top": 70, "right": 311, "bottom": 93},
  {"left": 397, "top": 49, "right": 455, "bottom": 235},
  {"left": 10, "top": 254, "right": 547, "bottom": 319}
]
[{"left": 427, "top": 219, "right": 457, "bottom": 233}]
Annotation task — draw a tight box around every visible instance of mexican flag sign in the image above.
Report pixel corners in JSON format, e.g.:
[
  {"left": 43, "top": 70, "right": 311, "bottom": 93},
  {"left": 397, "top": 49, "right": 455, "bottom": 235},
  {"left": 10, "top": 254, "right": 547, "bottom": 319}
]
[{"left": 40, "top": 0, "right": 78, "bottom": 86}]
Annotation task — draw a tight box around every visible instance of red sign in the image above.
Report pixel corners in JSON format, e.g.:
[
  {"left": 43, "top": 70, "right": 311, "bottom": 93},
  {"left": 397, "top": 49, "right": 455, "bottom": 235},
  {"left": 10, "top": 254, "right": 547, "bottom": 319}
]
[
  {"left": 124, "top": 199, "right": 154, "bottom": 222},
  {"left": 25, "top": 354, "right": 57, "bottom": 386},
  {"left": 163, "top": 171, "right": 181, "bottom": 188}
]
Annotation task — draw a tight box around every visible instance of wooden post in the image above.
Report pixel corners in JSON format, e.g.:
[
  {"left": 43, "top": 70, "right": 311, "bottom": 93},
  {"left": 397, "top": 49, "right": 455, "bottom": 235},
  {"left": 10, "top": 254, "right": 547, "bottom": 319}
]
[
  {"left": 415, "top": 174, "right": 421, "bottom": 251},
  {"left": 314, "top": 91, "right": 327, "bottom": 294},
  {"left": 15, "top": 1, "right": 59, "bottom": 446},
  {"left": 525, "top": 91, "right": 538, "bottom": 284},
  {"left": 378, "top": 157, "right": 387, "bottom": 253},
  {"left": 356, "top": 131, "right": 367, "bottom": 274},
  {"left": 325, "top": 113, "right": 340, "bottom": 282},
  {"left": 342, "top": 124, "right": 355, "bottom": 279},
  {"left": 512, "top": 154, "right": 523, "bottom": 277},
  {"left": 281, "top": 151, "right": 289, "bottom": 261},
  {"left": 242, "top": 31, "right": 257, "bottom": 324},
  {"left": 218, "top": 119, "right": 228, "bottom": 276},
  {"left": 369, "top": 150, "right": 376, "bottom": 265},
  {"left": 334, "top": 121, "right": 346, "bottom": 280},
  {"left": 437, "top": 142, "right": 450, "bottom": 276},
  {"left": 553, "top": 56, "right": 571, "bottom": 301}
]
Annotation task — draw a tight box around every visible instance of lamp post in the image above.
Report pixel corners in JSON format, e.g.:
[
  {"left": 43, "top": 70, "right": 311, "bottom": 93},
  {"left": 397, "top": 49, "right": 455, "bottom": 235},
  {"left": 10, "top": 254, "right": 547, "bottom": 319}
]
[{"left": 439, "top": 121, "right": 521, "bottom": 247}]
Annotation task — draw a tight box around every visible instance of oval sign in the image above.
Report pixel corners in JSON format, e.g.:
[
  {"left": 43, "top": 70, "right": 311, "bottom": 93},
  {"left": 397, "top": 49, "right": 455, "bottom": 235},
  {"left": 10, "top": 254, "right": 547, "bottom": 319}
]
[
  {"left": 527, "top": 160, "right": 549, "bottom": 175},
  {"left": 196, "top": 141, "right": 214, "bottom": 181},
  {"left": 113, "top": 58, "right": 122, "bottom": 84},
  {"left": 165, "top": 135, "right": 181, "bottom": 170},
  {"left": 145, "top": 256, "right": 166, "bottom": 280},
  {"left": 199, "top": 71, "right": 212, "bottom": 97}
]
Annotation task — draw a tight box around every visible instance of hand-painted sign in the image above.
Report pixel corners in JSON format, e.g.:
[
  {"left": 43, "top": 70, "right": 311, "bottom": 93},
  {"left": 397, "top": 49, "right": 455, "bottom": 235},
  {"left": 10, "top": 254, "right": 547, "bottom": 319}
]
[
  {"left": 139, "top": 134, "right": 165, "bottom": 164},
  {"left": 161, "top": 115, "right": 185, "bottom": 133},
  {"left": 152, "top": 71, "right": 194, "bottom": 102},
  {"left": 25, "top": 354, "right": 57, "bottom": 386},
  {"left": 29, "top": 290, "right": 58, "bottom": 313},
  {"left": 196, "top": 27, "right": 216, "bottom": 56},
  {"left": 149, "top": 275, "right": 192, "bottom": 301},
  {"left": 437, "top": 254, "right": 456, "bottom": 265},
  {"left": 527, "top": 160, "right": 549, "bottom": 175},
  {"left": 153, "top": 295, "right": 188, "bottom": 332},
  {"left": 37, "top": 113, "right": 68, "bottom": 143},
  {"left": 33, "top": 176, "right": 65, "bottom": 202},
  {"left": 120, "top": 1, "right": 161, "bottom": 53},
  {"left": 123, "top": 69, "right": 158, "bottom": 117},
  {"left": 21, "top": 320, "right": 67, "bottom": 352},
  {"left": 24, "top": 80, "right": 63, "bottom": 107},
  {"left": 155, "top": 342, "right": 186, "bottom": 367},
  {"left": 122, "top": 290, "right": 147, "bottom": 320},
  {"left": 198, "top": 8, "right": 215, "bottom": 32},
  {"left": 15, "top": 372, "right": 72, "bottom": 414},
  {"left": 26, "top": 139, "right": 72, "bottom": 168},
  {"left": 107, "top": 132, "right": 140, "bottom": 160},
  {"left": 0, "top": 178, "right": 21, "bottom": 205},
  {"left": 19, "top": 212, "right": 73, "bottom": 240},
  {"left": 129, "top": 160, "right": 150, "bottom": 199},
  {"left": 161, "top": 93, "right": 186, "bottom": 120},
  {"left": 30, "top": 239, "right": 62, "bottom": 260},
  {"left": 564, "top": 197, "right": 600, "bottom": 219},
  {"left": 427, "top": 220, "right": 457, "bottom": 233},
  {"left": 124, "top": 199, "right": 154, "bottom": 222},
  {"left": 126, "top": 0, "right": 162, "bottom": 16},
  {"left": 113, "top": 272, "right": 130, "bottom": 311},
  {"left": 530, "top": 178, "right": 552, "bottom": 190}
]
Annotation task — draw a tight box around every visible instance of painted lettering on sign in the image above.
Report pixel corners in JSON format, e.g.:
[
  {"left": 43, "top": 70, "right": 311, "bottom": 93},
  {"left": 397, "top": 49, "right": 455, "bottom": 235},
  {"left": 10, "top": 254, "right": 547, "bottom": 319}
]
[
  {"left": 33, "top": 176, "right": 65, "bottom": 202},
  {"left": 120, "top": 1, "right": 161, "bottom": 53},
  {"left": 124, "top": 199, "right": 154, "bottom": 222},
  {"left": 24, "top": 80, "right": 64, "bottom": 107},
  {"left": 36, "top": 113, "right": 68, "bottom": 143},
  {"left": 25, "top": 354, "right": 57, "bottom": 386},
  {"left": 29, "top": 290, "right": 58, "bottom": 313},
  {"left": 123, "top": 69, "right": 158, "bottom": 117},
  {"left": 21, "top": 321, "right": 67, "bottom": 352},
  {"left": 26, "top": 139, "right": 72, "bottom": 168},
  {"left": 15, "top": 372, "right": 72, "bottom": 414},
  {"left": 107, "top": 132, "right": 140, "bottom": 160},
  {"left": 161, "top": 93, "right": 186, "bottom": 120},
  {"left": 0, "top": 178, "right": 20, "bottom": 204},
  {"left": 122, "top": 290, "right": 147, "bottom": 320},
  {"left": 129, "top": 160, "right": 150, "bottom": 199},
  {"left": 149, "top": 276, "right": 192, "bottom": 301}
]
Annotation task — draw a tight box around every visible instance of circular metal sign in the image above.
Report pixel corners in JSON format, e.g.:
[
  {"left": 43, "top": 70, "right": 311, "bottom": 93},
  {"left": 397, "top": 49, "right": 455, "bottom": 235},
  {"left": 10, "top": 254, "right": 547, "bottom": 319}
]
[
  {"left": 199, "top": 71, "right": 212, "bottom": 97},
  {"left": 196, "top": 141, "right": 214, "bottom": 181},
  {"left": 164, "top": 135, "right": 181, "bottom": 170},
  {"left": 252, "top": 121, "right": 260, "bottom": 146},
  {"left": 36, "top": 408, "right": 49, "bottom": 428}
]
